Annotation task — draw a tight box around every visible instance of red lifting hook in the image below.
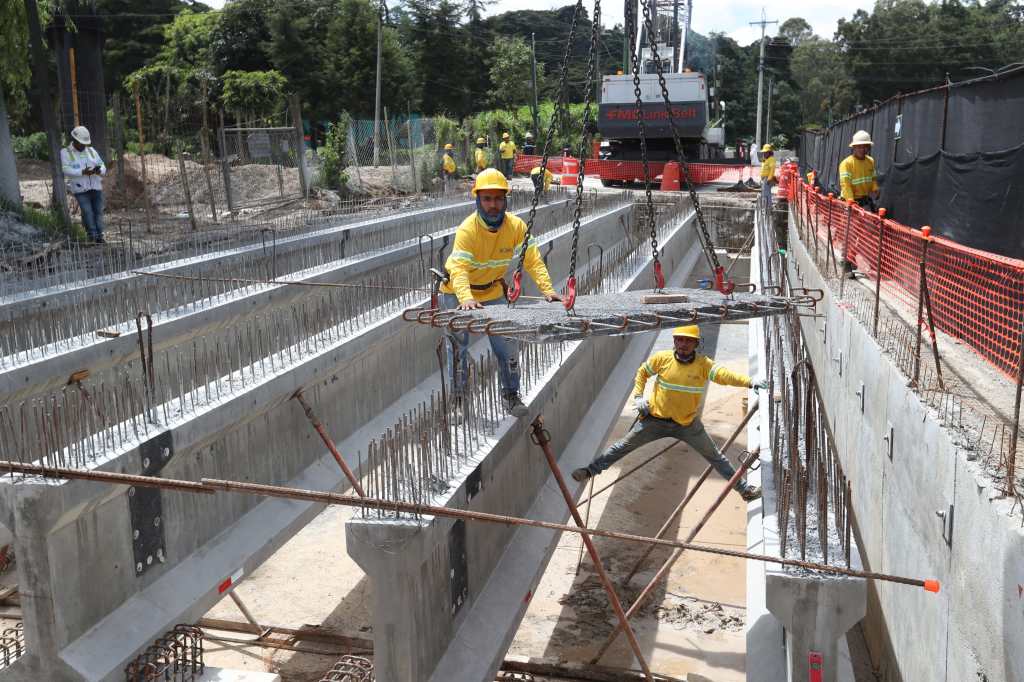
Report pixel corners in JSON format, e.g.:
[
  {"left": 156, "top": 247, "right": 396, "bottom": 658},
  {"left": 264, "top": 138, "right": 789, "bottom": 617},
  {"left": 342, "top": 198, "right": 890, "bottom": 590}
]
[
  {"left": 506, "top": 270, "right": 523, "bottom": 304},
  {"left": 563, "top": 275, "right": 577, "bottom": 312},
  {"left": 714, "top": 266, "right": 735, "bottom": 295},
  {"left": 653, "top": 261, "right": 666, "bottom": 290}
]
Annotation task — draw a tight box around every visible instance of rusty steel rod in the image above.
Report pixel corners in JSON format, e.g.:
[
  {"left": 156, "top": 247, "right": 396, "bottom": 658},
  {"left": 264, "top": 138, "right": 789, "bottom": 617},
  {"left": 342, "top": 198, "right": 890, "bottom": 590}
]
[
  {"left": 0, "top": 461, "right": 939, "bottom": 589},
  {"left": 872, "top": 210, "right": 887, "bottom": 338},
  {"left": 529, "top": 416, "right": 654, "bottom": 681},
  {"left": 131, "top": 270, "right": 433, "bottom": 294},
  {"left": 620, "top": 405, "right": 760, "bottom": 584},
  {"left": 291, "top": 389, "right": 366, "bottom": 497},
  {"left": 590, "top": 449, "right": 761, "bottom": 664}
]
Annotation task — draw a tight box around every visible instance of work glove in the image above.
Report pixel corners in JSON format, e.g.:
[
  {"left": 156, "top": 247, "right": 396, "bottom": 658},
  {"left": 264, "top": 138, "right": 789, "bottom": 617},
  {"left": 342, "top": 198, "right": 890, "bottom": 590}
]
[
  {"left": 632, "top": 395, "right": 649, "bottom": 417},
  {"left": 751, "top": 379, "right": 768, "bottom": 393}
]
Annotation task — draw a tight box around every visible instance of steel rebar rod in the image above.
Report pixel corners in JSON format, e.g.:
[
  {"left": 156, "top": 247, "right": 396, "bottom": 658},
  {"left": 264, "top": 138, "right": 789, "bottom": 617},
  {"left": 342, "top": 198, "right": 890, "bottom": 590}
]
[
  {"left": 291, "top": 389, "right": 366, "bottom": 497},
  {"left": 529, "top": 415, "right": 654, "bottom": 681},
  {"left": 131, "top": 270, "right": 433, "bottom": 294},
  {"left": 0, "top": 460, "right": 939, "bottom": 589},
  {"left": 590, "top": 449, "right": 761, "bottom": 664}
]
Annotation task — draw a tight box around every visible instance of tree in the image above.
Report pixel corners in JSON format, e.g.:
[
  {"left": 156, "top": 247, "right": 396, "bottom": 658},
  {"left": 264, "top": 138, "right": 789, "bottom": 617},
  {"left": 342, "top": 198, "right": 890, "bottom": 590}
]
[
  {"left": 790, "top": 38, "right": 855, "bottom": 126},
  {"left": 210, "top": 0, "right": 275, "bottom": 74},
  {"left": 221, "top": 69, "right": 286, "bottom": 121},
  {"left": 777, "top": 17, "right": 813, "bottom": 47},
  {"left": 403, "top": 0, "right": 472, "bottom": 116},
  {"left": 155, "top": 7, "right": 220, "bottom": 77},
  {"left": 0, "top": 0, "right": 33, "bottom": 130},
  {"left": 487, "top": 36, "right": 542, "bottom": 109},
  {"left": 267, "top": 0, "right": 334, "bottom": 121}
]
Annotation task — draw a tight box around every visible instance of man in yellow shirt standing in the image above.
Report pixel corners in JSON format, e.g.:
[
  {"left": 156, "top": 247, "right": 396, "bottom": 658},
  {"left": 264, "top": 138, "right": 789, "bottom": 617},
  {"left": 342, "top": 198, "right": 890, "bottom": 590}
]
[
  {"left": 572, "top": 325, "right": 764, "bottom": 501},
  {"left": 498, "top": 132, "right": 517, "bottom": 179},
  {"left": 441, "top": 143, "right": 457, "bottom": 194},
  {"left": 440, "top": 168, "right": 562, "bottom": 416},
  {"left": 759, "top": 143, "right": 776, "bottom": 207},
  {"left": 474, "top": 137, "right": 488, "bottom": 173},
  {"left": 839, "top": 130, "right": 879, "bottom": 209}
]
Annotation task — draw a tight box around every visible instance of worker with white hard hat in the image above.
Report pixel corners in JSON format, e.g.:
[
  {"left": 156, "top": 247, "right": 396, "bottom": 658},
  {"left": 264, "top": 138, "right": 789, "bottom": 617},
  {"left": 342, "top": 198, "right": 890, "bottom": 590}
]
[
  {"left": 522, "top": 131, "right": 536, "bottom": 155},
  {"left": 61, "top": 126, "right": 107, "bottom": 243},
  {"left": 572, "top": 325, "right": 765, "bottom": 502},
  {"left": 839, "top": 130, "right": 879, "bottom": 208},
  {"left": 759, "top": 143, "right": 776, "bottom": 206},
  {"left": 437, "top": 168, "right": 561, "bottom": 417}
]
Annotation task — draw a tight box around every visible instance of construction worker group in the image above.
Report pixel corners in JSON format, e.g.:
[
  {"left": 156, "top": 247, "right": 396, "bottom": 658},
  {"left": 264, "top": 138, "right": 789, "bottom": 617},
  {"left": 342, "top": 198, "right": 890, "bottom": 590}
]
[{"left": 439, "top": 131, "right": 551, "bottom": 187}]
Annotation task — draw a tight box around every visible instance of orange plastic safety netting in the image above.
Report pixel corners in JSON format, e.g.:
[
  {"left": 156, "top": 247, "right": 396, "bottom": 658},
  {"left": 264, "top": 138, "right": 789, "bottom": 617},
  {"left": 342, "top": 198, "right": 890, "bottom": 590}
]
[{"left": 784, "top": 168, "right": 1024, "bottom": 380}]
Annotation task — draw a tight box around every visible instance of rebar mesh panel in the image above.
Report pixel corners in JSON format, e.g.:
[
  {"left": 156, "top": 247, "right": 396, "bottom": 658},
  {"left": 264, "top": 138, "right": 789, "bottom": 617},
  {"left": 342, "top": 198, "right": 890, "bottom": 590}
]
[
  {"left": 319, "top": 655, "right": 374, "bottom": 682},
  {"left": 405, "top": 288, "right": 819, "bottom": 342}
]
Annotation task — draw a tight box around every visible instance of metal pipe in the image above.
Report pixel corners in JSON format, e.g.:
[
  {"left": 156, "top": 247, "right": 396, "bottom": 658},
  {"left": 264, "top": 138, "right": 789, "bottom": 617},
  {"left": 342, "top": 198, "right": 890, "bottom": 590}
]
[
  {"left": 291, "top": 389, "right": 366, "bottom": 497},
  {"left": 528, "top": 416, "right": 654, "bottom": 681}
]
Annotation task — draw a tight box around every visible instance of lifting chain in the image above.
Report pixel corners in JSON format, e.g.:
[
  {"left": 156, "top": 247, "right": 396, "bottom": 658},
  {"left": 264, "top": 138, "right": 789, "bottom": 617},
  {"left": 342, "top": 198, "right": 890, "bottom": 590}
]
[
  {"left": 626, "top": 0, "right": 665, "bottom": 291},
  {"left": 563, "top": 0, "right": 602, "bottom": 313},
  {"left": 508, "top": 0, "right": 587, "bottom": 306},
  {"left": 638, "top": 0, "right": 734, "bottom": 294}
]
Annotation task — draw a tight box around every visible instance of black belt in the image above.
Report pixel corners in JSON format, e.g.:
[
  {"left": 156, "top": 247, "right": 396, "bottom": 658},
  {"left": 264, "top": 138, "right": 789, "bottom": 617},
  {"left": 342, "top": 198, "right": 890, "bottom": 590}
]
[{"left": 469, "top": 278, "right": 504, "bottom": 291}]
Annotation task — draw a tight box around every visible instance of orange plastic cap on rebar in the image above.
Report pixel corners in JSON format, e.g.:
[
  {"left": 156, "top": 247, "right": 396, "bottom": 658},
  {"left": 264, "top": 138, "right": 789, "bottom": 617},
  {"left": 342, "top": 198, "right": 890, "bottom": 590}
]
[
  {"left": 923, "top": 579, "right": 940, "bottom": 593},
  {"left": 921, "top": 226, "right": 932, "bottom": 238},
  {"left": 878, "top": 208, "right": 887, "bottom": 217}
]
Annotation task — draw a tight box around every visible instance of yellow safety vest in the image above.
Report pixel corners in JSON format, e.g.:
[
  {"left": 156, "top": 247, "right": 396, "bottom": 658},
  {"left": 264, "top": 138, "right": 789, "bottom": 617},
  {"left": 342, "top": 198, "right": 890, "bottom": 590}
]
[
  {"left": 442, "top": 153, "right": 456, "bottom": 174},
  {"left": 475, "top": 148, "right": 487, "bottom": 171},
  {"left": 499, "top": 141, "right": 516, "bottom": 159},
  {"left": 634, "top": 351, "right": 751, "bottom": 427},
  {"left": 839, "top": 155, "right": 878, "bottom": 201}
]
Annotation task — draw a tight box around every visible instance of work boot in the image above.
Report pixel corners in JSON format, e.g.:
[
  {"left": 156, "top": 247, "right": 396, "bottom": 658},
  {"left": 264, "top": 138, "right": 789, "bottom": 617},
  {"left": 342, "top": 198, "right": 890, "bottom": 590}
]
[
  {"left": 739, "top": 485, "right": 762, "bottom": 502},
  {"left": 502, "top": 391, "right": 528, "bottom": 417},
  {"left": 571, "top": 467, "right": 592, "bottom": 483}
]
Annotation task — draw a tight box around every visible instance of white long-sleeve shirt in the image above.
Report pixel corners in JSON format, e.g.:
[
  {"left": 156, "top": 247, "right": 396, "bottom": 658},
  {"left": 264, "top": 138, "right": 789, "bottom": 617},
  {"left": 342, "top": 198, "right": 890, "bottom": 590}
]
[{"left": 60, "top": 144, "right": 106, "bottom": 194}]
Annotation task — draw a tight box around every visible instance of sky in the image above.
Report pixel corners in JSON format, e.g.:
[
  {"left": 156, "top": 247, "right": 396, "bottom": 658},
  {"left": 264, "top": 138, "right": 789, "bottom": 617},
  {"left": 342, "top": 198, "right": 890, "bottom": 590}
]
[{"left": 202, "top": 0, "right": 878, "bottom": 44}]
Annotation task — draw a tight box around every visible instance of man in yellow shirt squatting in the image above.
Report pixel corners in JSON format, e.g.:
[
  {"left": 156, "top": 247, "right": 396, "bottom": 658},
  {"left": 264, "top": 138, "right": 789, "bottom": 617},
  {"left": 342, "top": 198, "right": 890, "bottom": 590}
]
[
  {"left": 572, "top": 325, "right": 764, "bottom": 502},
  {"left": 839, "top": 130, "right": 879, "bottom": 209},
  {"left": 440, "top": 168, "right": 562, "bottom": 416}
]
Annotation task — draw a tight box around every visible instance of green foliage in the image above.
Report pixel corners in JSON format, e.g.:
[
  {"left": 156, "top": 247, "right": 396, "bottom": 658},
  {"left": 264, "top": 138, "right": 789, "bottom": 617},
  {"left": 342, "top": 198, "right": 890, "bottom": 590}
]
[
  {"left": 210, "top": 0, "right": 275, "bottom": 74},
  {"left": 318, "top": 112, "right": 351, "bottom": 191},
  {"left": 155, "top": 8, "right": 220, "bottom": 77},
  {"left": 487, "top": 36, "right": 543, "bottom": 109},
  {"left": 221, "top": 69, "right": 288, "bottom": 118},
  {"left": 790, "top": 38, "right": 856, "bottom": 127},
  {"left": 12, "top": 132, "right": 48, "bottom": 160}
]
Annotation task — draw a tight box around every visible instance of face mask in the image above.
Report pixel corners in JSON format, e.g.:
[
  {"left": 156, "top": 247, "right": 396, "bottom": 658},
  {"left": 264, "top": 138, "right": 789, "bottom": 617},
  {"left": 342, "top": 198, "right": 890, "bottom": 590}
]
[
  {"left": 674, "top": 350, "right": 696, "bottom": 364},
  {"left": 476, "top": 195, "right": 506, "bottom": 230}
]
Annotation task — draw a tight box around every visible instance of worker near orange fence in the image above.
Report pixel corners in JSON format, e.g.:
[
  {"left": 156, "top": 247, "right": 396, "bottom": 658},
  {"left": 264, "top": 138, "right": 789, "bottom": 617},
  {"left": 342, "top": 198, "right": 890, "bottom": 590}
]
[
  {"left": 474, "top": 137, "right": 488, "bottom": 173},
  {"left": 759, "top": 143, "right": 776, "bottom": 206},
  {"left": 438, "top": 168, "right": 562, "bottom": 416},
  {"left": 839, "top": 130, "right": 879, "bottom": 209},
  {"left": 523, "top": 131, "right": 536, "bottom": 155},
  {"left": 572, "top": 325, "right": 764, "bottom": 502},
  {"left": 441, "top": 143, "right": 457, "bottom": 194},
  {"left": 498, "top": 132, "right": 517, "bottom": 179},
  {"left": 530, "top": 166, "right": 554, "bottom": 192}
]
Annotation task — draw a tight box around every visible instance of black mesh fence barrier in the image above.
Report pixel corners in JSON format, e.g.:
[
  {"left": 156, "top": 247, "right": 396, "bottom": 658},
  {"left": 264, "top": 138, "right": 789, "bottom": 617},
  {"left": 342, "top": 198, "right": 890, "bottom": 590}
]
[{"left": 799, "top": 67, "right": 1024, "bottom": 259}]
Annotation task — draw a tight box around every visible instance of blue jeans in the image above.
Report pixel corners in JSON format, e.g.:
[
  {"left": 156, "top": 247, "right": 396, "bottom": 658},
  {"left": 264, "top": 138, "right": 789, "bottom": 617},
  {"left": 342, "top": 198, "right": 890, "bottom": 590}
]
[
  {"left": 501, "top": 158, "right": 514, "bottom": 178},
  {"left": 586, "top": 415, "right": 749, "bottom": 491},
  {"left": 761, "top": 180, "right": 773, "bottom": 206},
  {"left": 73, "top": 190, "right": 104, "bottom": 239},
  {"left": 441, "top": 293, "right": 519, "bottom": 395}
]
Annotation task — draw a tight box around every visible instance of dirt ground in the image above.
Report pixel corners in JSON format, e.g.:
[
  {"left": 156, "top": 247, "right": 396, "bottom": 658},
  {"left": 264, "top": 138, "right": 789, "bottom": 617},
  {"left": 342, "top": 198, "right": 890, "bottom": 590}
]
[{"left": 199, "top": 323, "right": 752, "bottom": 681}]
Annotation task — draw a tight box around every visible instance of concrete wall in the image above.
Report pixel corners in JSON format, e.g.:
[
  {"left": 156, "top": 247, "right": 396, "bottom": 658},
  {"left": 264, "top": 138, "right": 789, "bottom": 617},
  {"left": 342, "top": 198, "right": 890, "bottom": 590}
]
[
  {"left": 346, "top": 203, "right": 704, "bottom": 682},
  {"left": 0, "top": 201, "right": 636, "bottom": 682},
  {"left": 783, "top": 214, "right": 1024, "bottom": 682}
]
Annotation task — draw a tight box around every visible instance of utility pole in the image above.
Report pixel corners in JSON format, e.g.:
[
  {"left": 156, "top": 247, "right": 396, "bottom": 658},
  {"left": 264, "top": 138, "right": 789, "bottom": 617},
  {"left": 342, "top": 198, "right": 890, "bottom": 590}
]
[
  {"left": 750, "top": 9, "right": 777, "bottom": 161},
  {"left": 373, "top": 0, "right": 386, "bottom": 166},
  {"left": 530, "top": 33, "right": 540, "bottom": 139},
  {"left": 623, "top": 0, "right": 632, "bottom": 70},
  {"left": 765, "top": 76, "right": 774, "bottom": 144},
  {"left": 594, "top": 19, "right": 601, "bottom": 102}
]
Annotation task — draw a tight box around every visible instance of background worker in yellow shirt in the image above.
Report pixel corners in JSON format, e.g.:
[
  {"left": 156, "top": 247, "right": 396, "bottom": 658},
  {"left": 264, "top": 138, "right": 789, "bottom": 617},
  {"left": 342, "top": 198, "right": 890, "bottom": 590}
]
[
  {"left": 497, "top": 132, "right": 516, "bottom": 179},
  {"left": 474, "top": 137, "right": 488, "bottom": 173},
  {"left": 839, "top": 130, "right": 879, "bottom": 210},
  {"left": 572, "top": 325, "right": 765, "bottom": 502},
  {"left": 441, "top": 143, "right": 457, "bottom": 194},
  {"left": 439, "top": 168, "right": 562, "bottom": 416},
  {"left": 759, "top": 143, "right": 776, "bottom": 207}
]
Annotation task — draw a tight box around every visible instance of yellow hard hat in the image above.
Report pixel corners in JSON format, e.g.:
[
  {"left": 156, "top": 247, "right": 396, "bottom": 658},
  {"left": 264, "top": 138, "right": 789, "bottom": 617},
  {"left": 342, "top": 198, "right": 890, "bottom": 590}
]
[
  {"left": 472, "top": 168, "right": 509, "bottom": 196},
  {"left": 502, "top": 132, "right": 510, "bottom": 139},
  {"left": 761, "top": 143, "right": 774, "bottom": 152},
  {"left": 444, "top": 143, "right": 453, "bottom": 150},
  {"left": 672, "top": 325, "right": 700, "bottom": 339},
  {"left": 849, "top": 130, "right": 873, "bottom": 147},
  {"left": 476, "top": 137, "right": 485, "bottom": 144}
]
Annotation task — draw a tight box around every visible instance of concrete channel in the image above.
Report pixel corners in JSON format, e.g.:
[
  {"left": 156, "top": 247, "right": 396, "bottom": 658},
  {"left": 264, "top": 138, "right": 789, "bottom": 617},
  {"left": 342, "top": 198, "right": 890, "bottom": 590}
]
[{"left": 0, "top": 192, "right": 677, "bottom": 681}]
